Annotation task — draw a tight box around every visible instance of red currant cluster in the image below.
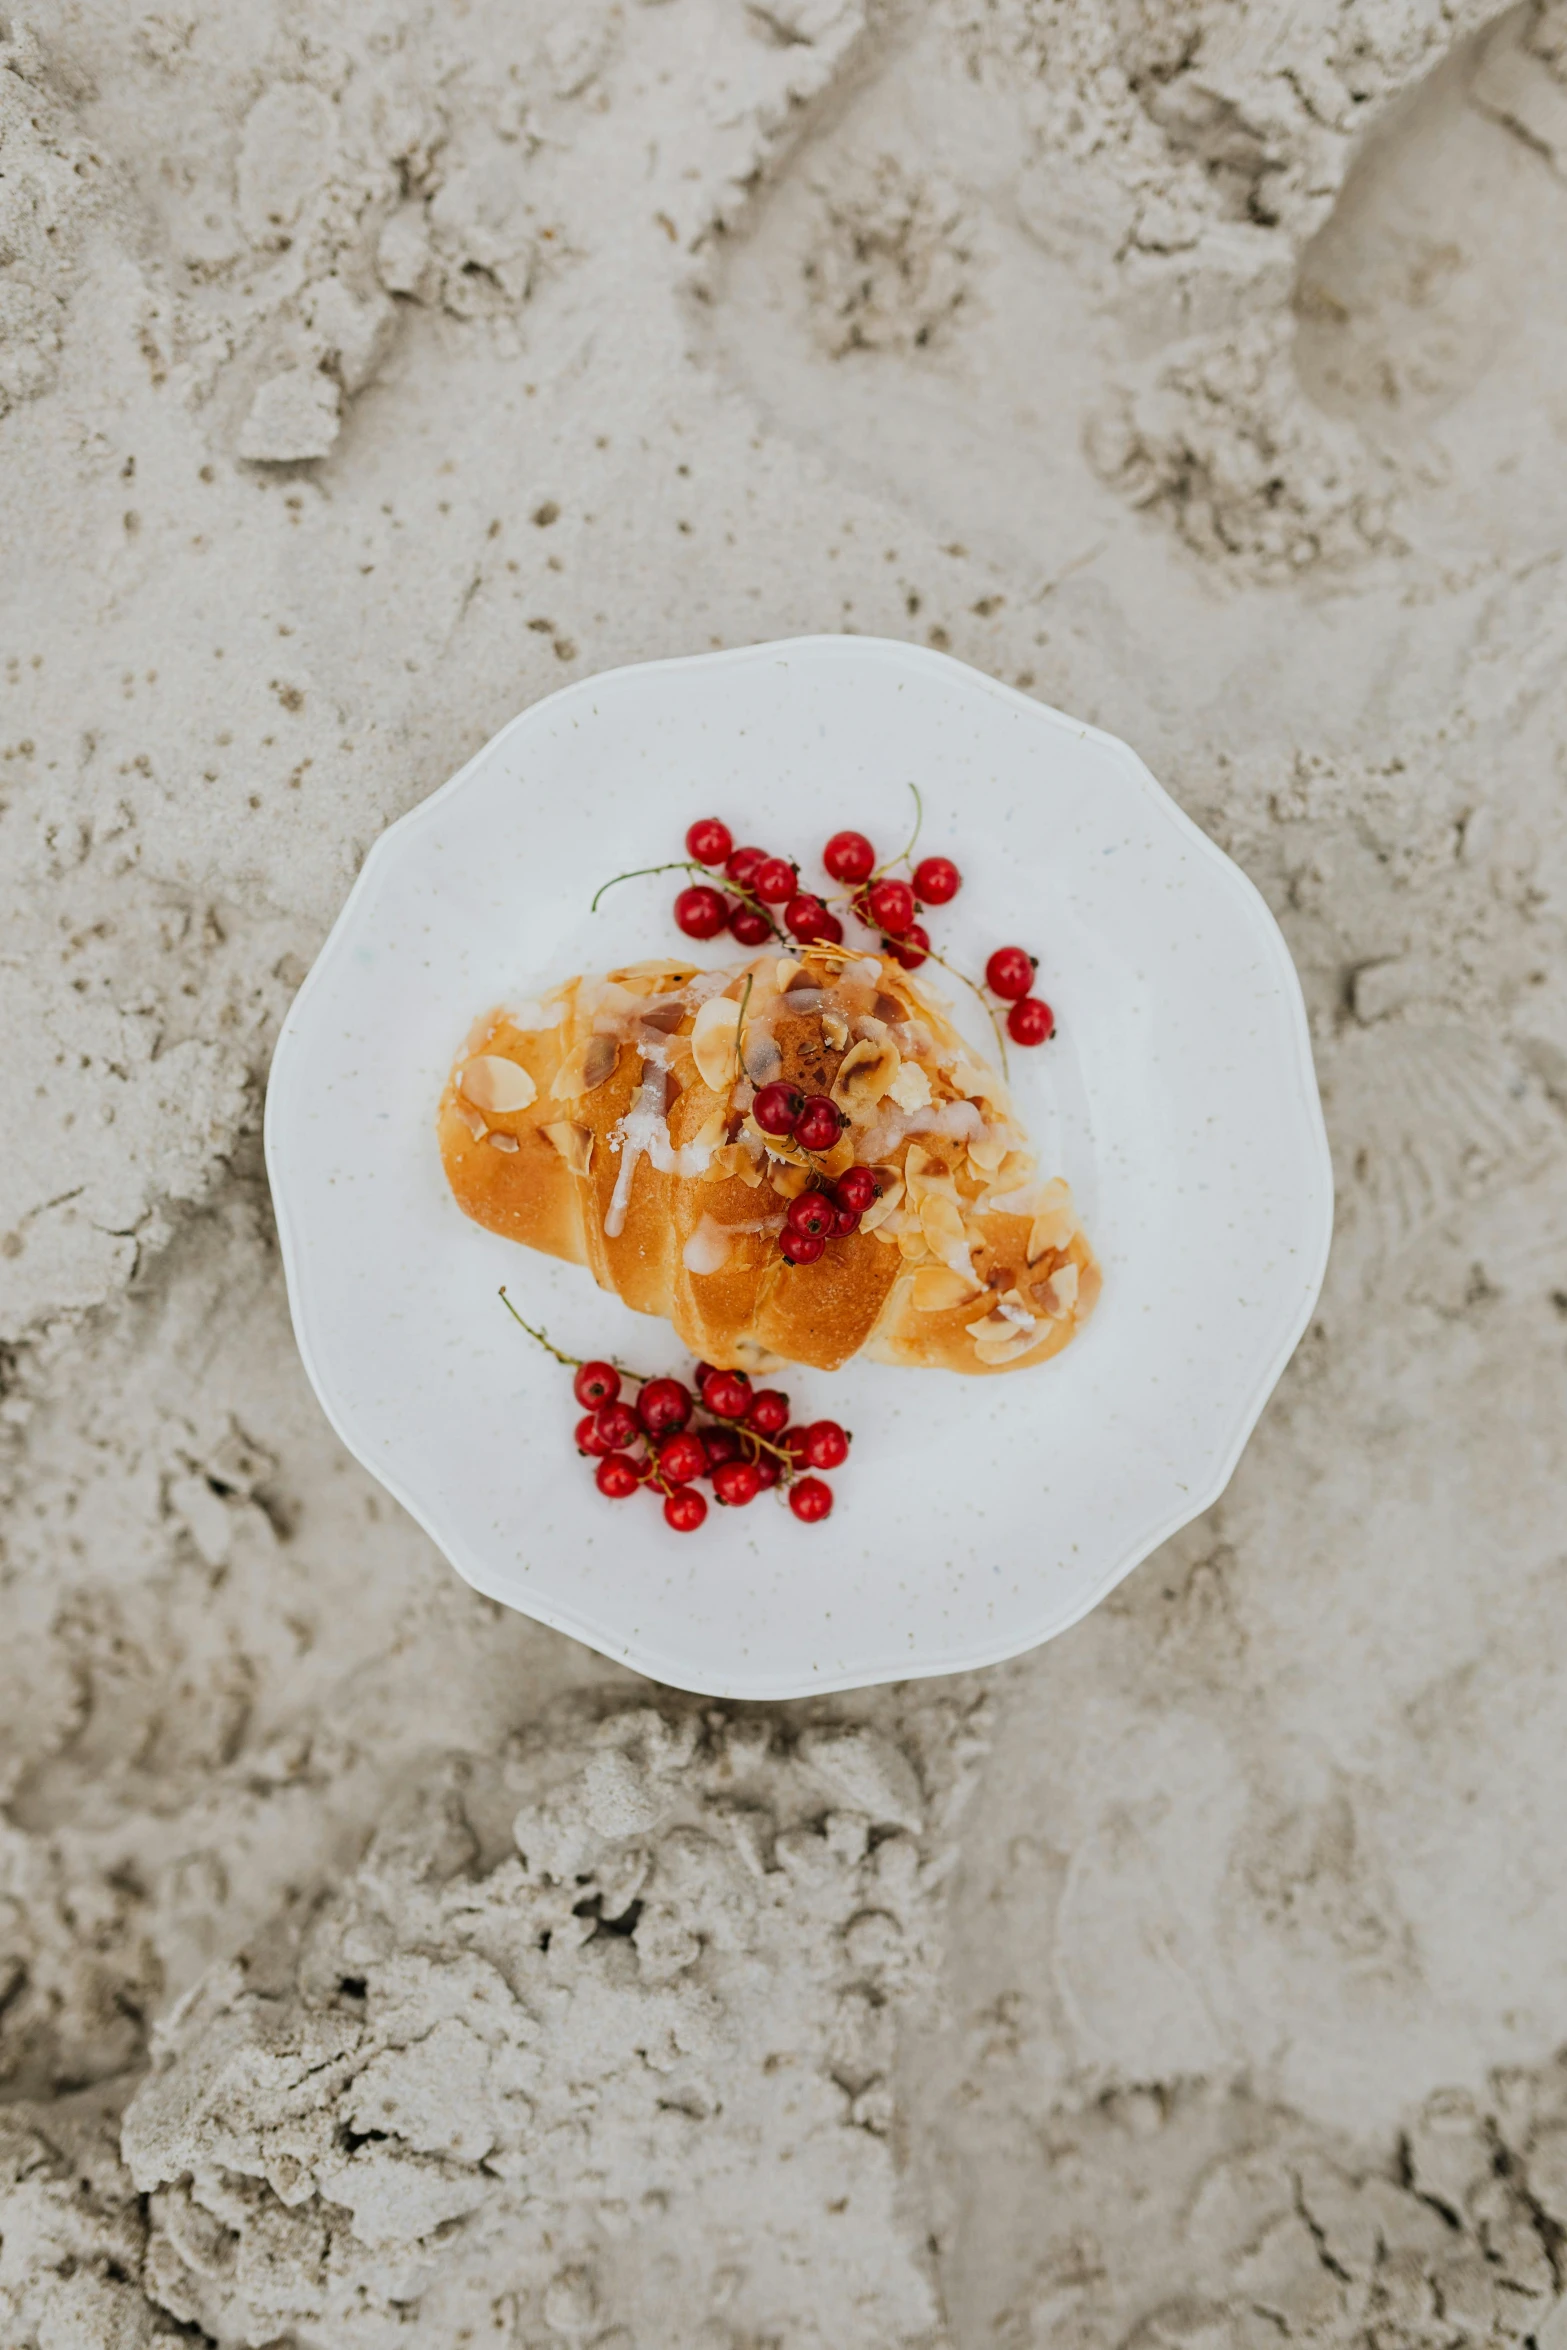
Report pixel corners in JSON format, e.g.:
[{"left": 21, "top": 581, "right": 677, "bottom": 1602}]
[
  {"left": 501, "top": 1295, "right": 851, "bottom": 1533},
  {"left": 664, "top": 814, "right": 1055, "bottom": 1048},
  {"left": 574, "top": 1356, "right": 848, "bottom": 1528},
  {"left": 760, "top": 1156, "right": 879, "bottom": 1265}
]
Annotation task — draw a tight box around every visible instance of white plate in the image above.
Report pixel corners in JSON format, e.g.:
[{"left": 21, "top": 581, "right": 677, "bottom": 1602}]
[{"left": 265, "top": 637, "right": 1332, "bottom": 1698}]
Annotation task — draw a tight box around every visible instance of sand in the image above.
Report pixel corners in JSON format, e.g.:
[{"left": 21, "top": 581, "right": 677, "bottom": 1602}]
[{"left": 3, "top": 0, "right": 1567, "bottom": 2340}]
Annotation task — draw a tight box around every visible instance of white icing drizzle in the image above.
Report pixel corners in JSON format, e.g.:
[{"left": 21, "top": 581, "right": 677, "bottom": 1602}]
[
  {"left": 682, "top": 1209, "right": 785, "bottom": 1273},
  {"left": 603, "top": 1045, "right": 720, "bottom": 1238},
  {"left": 683, "top": 1216, "right": 732, "bottom": 1274}
]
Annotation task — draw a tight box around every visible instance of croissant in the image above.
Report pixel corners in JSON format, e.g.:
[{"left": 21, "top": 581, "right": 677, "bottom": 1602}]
[{"left": 438, "top": 946, "right": 1099, "bottom": 1376}]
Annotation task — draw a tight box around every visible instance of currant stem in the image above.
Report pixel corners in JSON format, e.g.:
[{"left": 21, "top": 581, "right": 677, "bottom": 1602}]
[
  {"left": 742, "top": 1426, "right": 797, "bottom": 1476},
  {"left": 591, "top": 858, "right": 703, "bottom": 913},
  {"left": 869, "top": 780, "right": 923, "bottom": 884},
  {"left": 498, "top": 1290, "right": 640, "bottom": 1380},
  {"left": 919, "top": 944, "right": 1012, "bottom": 1078},
  {"left": 498, "top": 1289, "right": 582, "bottom": 1366},
  {"left": 590, "top": 859, "right": 783, "bottom": 942}
]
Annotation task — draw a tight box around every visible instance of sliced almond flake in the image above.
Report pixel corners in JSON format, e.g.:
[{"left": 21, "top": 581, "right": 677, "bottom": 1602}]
[
  {"left": 822, "top": 1010, "right": 849, "bottom": 1049},
  {"left": 692, "top": 994, "right": 745, "bottom": 1093},
  {"left": 912, "top": 1266, "right": 984, "bottom": 1313},
  {"left": 1047, "top": 1260, "right": 1080, "bottom": 1314},
  {"left": 818, "top": 1132, "right": 856, "bottom": 1180},
  {"left": 689, "top": 1107, "right": 728, "bottom": 1156},
  {"left": 454, "top": 1100, "right": 487, "bottom": 1140},
  {"left": 887, "top": 1060, "right": 932, "bottom": 1113},
  {"left": 551, "top": 1033, "right": 619, "bottom": 1100},
  {"left": 775, "top": 958, "right": 802, "bottom": 990},
  {"left": 964, "top": 1306, "right": 1019, "bottom": 1342},
  {"left": 486, "top": 1131, "right": 520, "bottom": 1154},
  {"left": 748, "top": 1120, "right": 808, "bottom": 1168},
  {"left": 1027, "top": 1178, "right": 1078, "bottom": 1264},
  {"left": 831, "top": 1037, "right": 900, "bottom": 1117},
  {"left": 897, "top": 1224, "right": 930, "bottom": 1262},
  {"left": 742, "top": 1030, "right": 782, "bottom": 1089},
  {"left": 950, "top": 1058, "right": 1013, "bottom": 1114},
  {"left": 460, "top": 1054, "right": 537, "bottom": 1114},
  {"left": 709, "top": 1141, "right": 765, "bottom": 1188},
  {"left": 870, "top": 1221, "right": 900, "bottom": 1245},
  {"left": 903, "top": 1144, "right": 960, "bottom": 1209},
  {"left": 974, "top": 1330, "right": 1039, "bottom": 1366},
  {"left": 858, "top": 1170, "right": 905, "bottom": 1231},
  {"left": 966, "top": 1131, "right": 1010, "bottom": 1175},
  {"left": 770, "top": 1160, "right": 812, "bottom": 1199},
  {"left": 541, "top": 1121, "right": 593, "bottom": 1176}
]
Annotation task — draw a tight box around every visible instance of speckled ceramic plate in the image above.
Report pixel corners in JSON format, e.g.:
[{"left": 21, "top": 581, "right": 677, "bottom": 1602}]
[{"left": 265, "top": 636, "right": 1332, "bottom": 1697}]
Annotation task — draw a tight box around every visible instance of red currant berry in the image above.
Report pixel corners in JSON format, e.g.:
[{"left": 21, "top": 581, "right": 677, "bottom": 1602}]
[
  {"left": 786, "top": 1192, "right": 835, "bottom": 1240},
  {"left": 985, "top": 945, "right": 1035, "bottom": 1001},
  {"left": 686, "top": 818, "right": 733, "bottom": 867},
  {"left": 700, "top": 1367, "right": 753, "bottom": 1419},
  {"left": 832, "top": 1166, "right": 880, "bottom": 1215},
  {"left": 789, "top": 1475, "right": 834, "bottom": 1523},
  {"left": 912, "top": 855, "right": 961, "bottom": 904},
  {"left": 638, "top": 1376, "right": 692, "bottom": 1437},
  {"left": 595, "top": 1399, "right": 641, "bottom": 1451},
  {"left": 803, "top": 1418, "right": 850, "bottom": 1470},
  {"left": 746, "top": 1388, "right": 791, "bottom": 1436},
  {"left": 596, "top": 1451, "right": 642, "bottom": 1499},
  {"left": 885, "top": 922, "right": 930, "bottom": 971},
  {"left": 833, "top": 1206, "right": 861, "bottom": 1236},
  {"left": 752, "top": 1453, "right": 782, "bottom": 1490},
  {"left": 823, "top": 830, "right": 876, "bottom": 884},
  {"left": 659, "top": 1430, "right": 708, "bottom": 1484},
  {"left": 785, "top": 894, "right": 843, "bottom": 946},
  {"left": 694, "top": 1361, "right": 719, "bottom": 1385},
  {"left": 712, "top": 1458, "right": 762, "bottom": 1507},
  {"left": 729, "top": 902, "right": 773, "bottom": 947},
  {"left": 573, "top": 1360, "right": 620, "bottom": 1409},
  {"left": 725, "top": 844, "right": 767, "bottom": 890},
  {"left": 780, "top": 1427, "right": 812, "bottom": 1471},
  {"left": 753, "top": 856, "right": 797, "bottom": 905},
  {"left": 867, "top": 877, "right": 916, "bottom": 936},
  {"left": 779, "top": 1227, "right": 826, "bottom": 1266},
  {"left": 793, "top": 1096, "right": 845, "bottom": 1154},
  {"left": 701, "top": 1426, "right": 743, "bottom": 1470},
  {"left": 675, "top": 885, "right": 728, "bottom": 941},
  {"left": 1007, "top": 994, "right": 1056, "bottom": 1046},
  {"left": 663, "top": 1484, "right": 708, "bottom": 1531},
  {"left": 576, "top": 1411, "right": 614, "bottom": 1457},
  {"left": 753, "top": 1080, "right": 805, "bottom": 1137}
]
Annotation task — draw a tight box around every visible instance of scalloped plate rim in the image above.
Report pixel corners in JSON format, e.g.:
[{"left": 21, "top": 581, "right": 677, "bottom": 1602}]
[{"left": 265, "top": 634, "right": 1334, "bottom": 1698}]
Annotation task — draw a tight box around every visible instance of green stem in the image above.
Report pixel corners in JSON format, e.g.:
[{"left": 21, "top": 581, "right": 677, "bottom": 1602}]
[
  {"left": 870, "top": 780, "right": 923, "bottom": 883},
  {"left": 498, "top": 1288, "right": 581, "bottom": 1367},
  {"left": 742, "top": 1424, "right": 797, "bottom": 1477},
  {"left": 591, "top": 858, "right": 703, "bottom": 914},
  {"left": 918, "top": 944, "right": 1011, "bottom": 1079},
  {"left": 590, "top": 859, "right": 783, "bottom": 942},
  {"left": 498, "top": 1289, "right": 639, "bottom": 1381},
  {"left": 733, "top": 971, "right": 754, "bottom": 1080}
]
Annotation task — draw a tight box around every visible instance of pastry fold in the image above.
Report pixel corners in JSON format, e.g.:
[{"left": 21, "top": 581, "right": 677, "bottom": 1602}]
[{"left": 438, "top": 947, "right": 1098, "bottom": 1376}]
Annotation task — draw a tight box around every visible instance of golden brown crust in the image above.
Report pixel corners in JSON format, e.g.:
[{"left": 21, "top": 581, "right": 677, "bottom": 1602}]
[{"left": 438, "top": 950, "right": 1099, "bottom": 1376}]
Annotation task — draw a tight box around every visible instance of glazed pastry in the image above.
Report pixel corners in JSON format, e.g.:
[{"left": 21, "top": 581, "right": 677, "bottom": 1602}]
[{"left": 438, "top": 947, "right": 1099, "bottom": 1376}]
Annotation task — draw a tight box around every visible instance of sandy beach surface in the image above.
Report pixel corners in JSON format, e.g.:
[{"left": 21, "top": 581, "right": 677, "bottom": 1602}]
[{"left": 5, "top": 0, "right": 1567, "bottom": 2341}]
